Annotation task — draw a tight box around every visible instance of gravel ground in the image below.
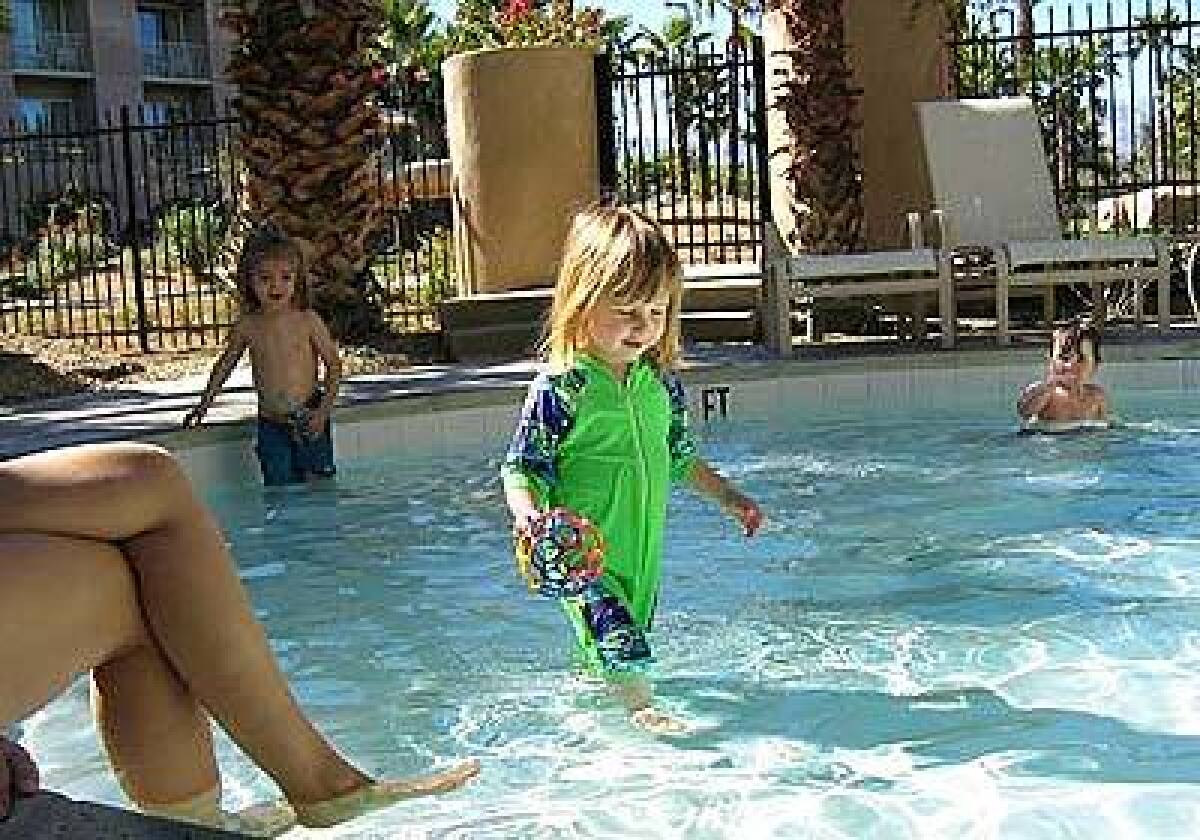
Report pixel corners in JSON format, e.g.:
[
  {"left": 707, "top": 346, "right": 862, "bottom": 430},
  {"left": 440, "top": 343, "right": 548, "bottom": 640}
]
[{"left": 0, "top": 333, "right": 417, "bottom": 406}]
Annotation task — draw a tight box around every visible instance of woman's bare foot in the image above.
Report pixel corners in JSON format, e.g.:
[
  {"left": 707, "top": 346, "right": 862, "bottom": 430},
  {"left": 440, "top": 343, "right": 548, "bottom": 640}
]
[
  {"left": 140, "top": 789, "right": 296, "bottom": 838},
  {"left": 292, "top": 758, "right": 481, "bottom": 828}
]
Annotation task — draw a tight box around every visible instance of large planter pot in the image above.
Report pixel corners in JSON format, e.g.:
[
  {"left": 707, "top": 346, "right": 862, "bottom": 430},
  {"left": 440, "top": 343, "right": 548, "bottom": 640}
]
[{"left": 444, "top": 46, "right": 599, "bottom": 295}]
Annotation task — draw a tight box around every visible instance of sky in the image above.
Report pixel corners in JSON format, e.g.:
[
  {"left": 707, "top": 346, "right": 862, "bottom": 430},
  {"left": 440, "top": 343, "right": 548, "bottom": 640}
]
[
  {"left": 429, "top": 1, "right": 718, "bottom": 35},
  {"left": 428, "top": 1, "right": 1174, "bottom": 32}
]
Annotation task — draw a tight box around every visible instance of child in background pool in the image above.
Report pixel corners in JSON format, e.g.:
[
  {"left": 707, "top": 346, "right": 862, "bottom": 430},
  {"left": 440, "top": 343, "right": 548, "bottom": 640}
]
[
  {"left": 501, "top": 203, "right": 764, "bottom": 735},
  {"left": 1017, "top": 320, "right": 1110, "bottom": 429},
  {"left": 182, "top": 224, "right": 342, "bottom": 485}
]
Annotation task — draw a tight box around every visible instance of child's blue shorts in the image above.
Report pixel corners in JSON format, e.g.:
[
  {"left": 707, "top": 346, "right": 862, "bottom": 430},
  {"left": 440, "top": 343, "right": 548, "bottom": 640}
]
[{"left": 254, "top": 392, "right": 336, "bottom": 486}]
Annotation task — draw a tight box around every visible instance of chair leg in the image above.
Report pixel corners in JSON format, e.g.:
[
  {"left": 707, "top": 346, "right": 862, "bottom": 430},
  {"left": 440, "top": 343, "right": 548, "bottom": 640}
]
[
  {"left": 1131, "top": 276, "right": 1145, "bottom": 332},
  {"left": 913, "top": 295, "right": 929, "bottom": 341},
  {"left": 938, "top": 253, "right": 956, "bottom": 349},
  {"left": 762, "top": 264, "right": 794, "bottom": 357},
  {"left": 1042, "top": 286, "right": 1055, "bottom": 328},
  {"left": 996, "top": 250, "right": 1012, "bottom": 345},
  {"left": 1155, "top": 239, "right": 1171, "bottom": 333},
  {"left": 1091, "top": 280, "right": 1108, "bottom": 327}
]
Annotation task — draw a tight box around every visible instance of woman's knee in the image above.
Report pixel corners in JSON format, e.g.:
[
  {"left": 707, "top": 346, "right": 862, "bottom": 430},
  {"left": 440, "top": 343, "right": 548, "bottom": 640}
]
[
  {"left": 109, "top": 444, "right": 195, "bottom": 511},
  {"left": 110, "top": 443, "right": 183, "bottom": 486}
]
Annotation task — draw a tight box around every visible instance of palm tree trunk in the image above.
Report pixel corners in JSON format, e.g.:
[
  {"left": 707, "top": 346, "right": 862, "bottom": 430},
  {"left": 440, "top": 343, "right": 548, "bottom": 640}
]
[
  {"left": 1016, "top": 0, "right": 1035, "bottom": 88},
  {"left": 765, "top": 0, "right": 863, "bottom": 254},
  {"left": 220, "top": 0, "right": 389, "bottom": 342}
]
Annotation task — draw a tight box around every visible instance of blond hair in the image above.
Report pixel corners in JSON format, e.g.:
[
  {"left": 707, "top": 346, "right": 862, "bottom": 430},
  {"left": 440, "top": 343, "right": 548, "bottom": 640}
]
[{"left": 542, "top": 203, "right": 683, "bottom": 371}]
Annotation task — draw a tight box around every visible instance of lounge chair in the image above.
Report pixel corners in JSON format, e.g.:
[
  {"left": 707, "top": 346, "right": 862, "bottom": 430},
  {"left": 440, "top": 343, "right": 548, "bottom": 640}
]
[
  {"left": 916, "top": 97, "right": 1171, "bottom": 344},
  {"left": 761, "top": 220, "right": 956, "bottom": 355}
]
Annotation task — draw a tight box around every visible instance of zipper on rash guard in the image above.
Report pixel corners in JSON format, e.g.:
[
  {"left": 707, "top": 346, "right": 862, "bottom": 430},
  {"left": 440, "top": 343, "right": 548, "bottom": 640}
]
[{"left": 624, "top": 368, "right": 649, "bottom": 607}]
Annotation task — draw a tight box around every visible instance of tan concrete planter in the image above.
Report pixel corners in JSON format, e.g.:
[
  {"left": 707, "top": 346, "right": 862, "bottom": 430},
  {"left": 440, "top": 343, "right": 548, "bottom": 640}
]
[{"left": 444, "top": 46, "right": 599, "bottom": 295}]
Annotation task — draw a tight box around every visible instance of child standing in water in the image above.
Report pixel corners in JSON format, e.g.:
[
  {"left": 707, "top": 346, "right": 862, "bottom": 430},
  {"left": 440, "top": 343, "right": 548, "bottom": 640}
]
[
  {"left": 501, "top": 204, "right": 763, "bottom": 734},
  {"left": 1017, "top": 320, "right": 1110, "bottom": 429},
  {"left": 183, "top": 224, "right": 342, "bottom": 485}
]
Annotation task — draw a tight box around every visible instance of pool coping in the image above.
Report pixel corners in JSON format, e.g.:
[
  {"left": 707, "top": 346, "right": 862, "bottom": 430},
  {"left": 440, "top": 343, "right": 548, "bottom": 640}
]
[
  {"left": 5, "top": 333, "right": 1200, "bottom": 460},
  {"left": 0, "top": 792, "right": 243, "bottom": 839}
]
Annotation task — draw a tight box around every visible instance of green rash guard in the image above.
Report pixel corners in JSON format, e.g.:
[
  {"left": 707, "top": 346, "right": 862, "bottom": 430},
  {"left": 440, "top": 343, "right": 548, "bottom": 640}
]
[{"left": 501, "top": 354, "right": 698, "bottom": 661}]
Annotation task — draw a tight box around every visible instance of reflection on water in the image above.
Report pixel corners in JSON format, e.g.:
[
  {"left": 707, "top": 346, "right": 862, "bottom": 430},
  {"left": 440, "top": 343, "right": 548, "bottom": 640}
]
[{"left": 24, "top": 385, "right": 1200, "bottom": 838}]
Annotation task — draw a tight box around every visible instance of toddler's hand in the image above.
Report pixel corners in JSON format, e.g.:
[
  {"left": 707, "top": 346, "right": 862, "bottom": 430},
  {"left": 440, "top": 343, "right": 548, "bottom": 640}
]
[
  {"left": 722, "top": 490, "right": 764, "bottom": 537},
  {"left": 0, "top": 736, "right": 39, "bottom": 819},
  {"left": 307, "top": 406, "right": 330, "bottom": 437},
  {"left": 511, "top": 505, "right": 542, "bottom": 537}
]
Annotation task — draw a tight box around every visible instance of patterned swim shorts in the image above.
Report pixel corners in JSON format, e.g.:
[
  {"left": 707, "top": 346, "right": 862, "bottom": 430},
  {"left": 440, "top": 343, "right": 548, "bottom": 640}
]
[{"left": 577, "top": 582, "right": 652, "bottom": 673}]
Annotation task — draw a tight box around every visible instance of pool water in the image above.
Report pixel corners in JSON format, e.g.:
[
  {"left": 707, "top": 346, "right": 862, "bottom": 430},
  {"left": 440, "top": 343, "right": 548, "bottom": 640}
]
[{"left": 26, "top": 366, "right": 1200, "bottom": 838}]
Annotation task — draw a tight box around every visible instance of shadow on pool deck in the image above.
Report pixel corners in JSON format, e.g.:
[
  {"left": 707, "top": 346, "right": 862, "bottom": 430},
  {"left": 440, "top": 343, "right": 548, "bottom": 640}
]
[{"left": 0, "top": 792, "right": 244, "bottom": 839}]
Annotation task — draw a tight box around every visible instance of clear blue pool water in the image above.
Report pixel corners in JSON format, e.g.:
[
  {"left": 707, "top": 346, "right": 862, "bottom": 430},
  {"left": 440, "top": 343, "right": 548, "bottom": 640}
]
[{"left": 26, "top": 366, "right": 1200, "bottom": 837}]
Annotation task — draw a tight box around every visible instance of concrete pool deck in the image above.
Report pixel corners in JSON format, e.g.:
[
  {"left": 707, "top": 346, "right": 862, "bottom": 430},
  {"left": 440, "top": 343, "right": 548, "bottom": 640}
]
[
  {"left": 6, "top": 331, "right": 1200, "bottom": 460},
  {"left": 0, "top": 793, "right": 242, "bottom": 839}
]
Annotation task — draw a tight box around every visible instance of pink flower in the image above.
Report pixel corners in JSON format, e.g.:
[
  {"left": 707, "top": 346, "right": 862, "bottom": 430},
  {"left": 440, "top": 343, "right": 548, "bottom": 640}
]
[{"left": 500, "top": 0, "right": 532, "bottom": 25}]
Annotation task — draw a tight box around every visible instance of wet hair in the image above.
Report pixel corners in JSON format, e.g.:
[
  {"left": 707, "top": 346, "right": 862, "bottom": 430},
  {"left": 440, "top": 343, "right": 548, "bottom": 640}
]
[
  {"left": 235, "top": 222, "right": 309, "bottom": 312},
  {"left": 1054, "top": 319, "right": 1102, "bottom": 365},
  {"left": 542, "top": 202, "right": 683, "bottom": 371}
]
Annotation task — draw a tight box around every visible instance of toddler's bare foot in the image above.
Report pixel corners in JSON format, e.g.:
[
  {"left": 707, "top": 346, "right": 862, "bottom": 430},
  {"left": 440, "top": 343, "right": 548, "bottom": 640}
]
[
  {"left": 630, "top": 707, "right": 690, "bottom": 736},
  {"left": 292, "top": 758, "right": 481, "bottom": 828}
]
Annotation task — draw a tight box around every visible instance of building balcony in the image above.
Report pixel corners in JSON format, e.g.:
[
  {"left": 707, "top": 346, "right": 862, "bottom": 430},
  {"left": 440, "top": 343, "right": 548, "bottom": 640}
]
[
  {"left": 141, "top": 41, "right": 209, "bottom": 80},
  {"left": 12, "top": 32, "right": 91, "bottom": 74}
]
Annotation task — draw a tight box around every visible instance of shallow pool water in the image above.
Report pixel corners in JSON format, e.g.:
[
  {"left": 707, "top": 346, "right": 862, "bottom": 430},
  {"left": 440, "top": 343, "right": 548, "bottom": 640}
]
[{"left": 26, "top": 366, "right": 1200, "bottom": 838}]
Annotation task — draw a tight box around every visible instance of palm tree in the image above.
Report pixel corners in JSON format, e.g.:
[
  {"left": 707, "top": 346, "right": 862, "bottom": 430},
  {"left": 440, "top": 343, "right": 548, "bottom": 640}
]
[
  {"left": 744, "top": 0, "right": 975, "bottom": 253},
  {"left": 220, "top": 0, "right": 389, "bottom": 341},
  {"left": 763, "top": 0, "right": 862, "bottom": 253},
  {"left": 689, "top": 0, "right": 759, "bottom": 45},
  {"left": 691, "top": 1, "right": 861, "bottom": 252},
  {"left": 381, "top": 0, "right": 445, "bottom": 73}
]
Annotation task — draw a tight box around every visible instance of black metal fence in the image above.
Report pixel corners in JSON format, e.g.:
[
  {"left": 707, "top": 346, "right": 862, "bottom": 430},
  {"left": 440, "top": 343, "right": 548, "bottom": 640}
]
[
  {"left": 599, "top": 35, "right": 770, "bottom": 265},
  {"left": 0, "top": 79, "right": 455, "bottom": 351},
  {"left": 0, "top": 108, "right": 242, "bottom": 350},
  {"left": 0, "top": 41, "right": 767, "bottom": 351},
  {"left": 371, "top": 69, "right": 456, "bottom": 336},
  {"left": 951, "top": 0, "right": 1200, "bottom": 237}
]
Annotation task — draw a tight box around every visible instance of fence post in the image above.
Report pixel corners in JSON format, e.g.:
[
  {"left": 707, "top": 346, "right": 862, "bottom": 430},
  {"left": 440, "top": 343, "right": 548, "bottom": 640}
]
[
  {"left": 594, "top": 50, "right": 618, "bottom": 200},
  {"left": 118, "top": 105, "right": 150, "bottom": 352},
  {"left": 751, "top": 35, "right": 772, "bottom": 237}
]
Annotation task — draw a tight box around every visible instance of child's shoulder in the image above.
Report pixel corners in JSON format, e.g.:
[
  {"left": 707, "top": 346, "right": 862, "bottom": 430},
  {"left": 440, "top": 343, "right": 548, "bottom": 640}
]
[
  {"left": 655, "top": 365, "right": 685, "bottom": 391},
  {"left": 529, "top": 364, "right": 589, "bottom": 397}
]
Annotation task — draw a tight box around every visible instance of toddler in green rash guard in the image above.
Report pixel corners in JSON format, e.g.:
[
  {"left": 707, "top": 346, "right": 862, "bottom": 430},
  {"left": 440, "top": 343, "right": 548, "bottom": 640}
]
[{"left": 501, "top": 204, "right": 764, "bottom": 735}]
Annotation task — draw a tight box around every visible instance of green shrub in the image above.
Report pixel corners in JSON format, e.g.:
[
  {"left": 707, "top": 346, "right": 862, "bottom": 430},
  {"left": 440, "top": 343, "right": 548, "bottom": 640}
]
[
  {"left": 155, "top": 200, "right": 230, "bottom": 277},
  {"left": 24, "top": 229, "right": 112, "bottom": 288}
]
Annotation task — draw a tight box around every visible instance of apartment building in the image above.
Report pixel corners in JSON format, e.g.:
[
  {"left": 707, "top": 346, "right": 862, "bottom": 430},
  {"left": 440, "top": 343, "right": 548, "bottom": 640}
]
[{"left": 0, "top": 0, "right": 235, "bottom": 130}]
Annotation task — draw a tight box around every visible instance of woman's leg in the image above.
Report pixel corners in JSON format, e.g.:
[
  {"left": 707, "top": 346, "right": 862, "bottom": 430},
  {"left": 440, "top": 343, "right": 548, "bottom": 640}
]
[
  {"left": 0, "top": 442, "right": 477, "bottom": 820},
  {"left": 0, "top": 533, "right": 218, "bottom": 805}
]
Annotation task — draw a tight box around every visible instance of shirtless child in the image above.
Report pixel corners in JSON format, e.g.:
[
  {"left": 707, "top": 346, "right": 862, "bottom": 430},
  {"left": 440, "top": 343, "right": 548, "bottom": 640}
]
[
  {"left": 1017, "top": 321, "right": 1110, "bottom": 429},
  {"left": 183, "top": 225, "right": 342, "bottom": 485}
]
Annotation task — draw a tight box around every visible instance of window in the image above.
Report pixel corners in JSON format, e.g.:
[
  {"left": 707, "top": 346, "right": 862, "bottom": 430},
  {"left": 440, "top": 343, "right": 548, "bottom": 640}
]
[
  {"left": 143, "top": 99, "right": 191, "bottom": 125},
  {"left": 138, "top": 6, "right": 187, "bottom": 49},
  {"left": 14, "top": 0, "right": 72, "bottom": 40},
  {"left": 18, "top": 97, "right": 75, "bottom": 131}
]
